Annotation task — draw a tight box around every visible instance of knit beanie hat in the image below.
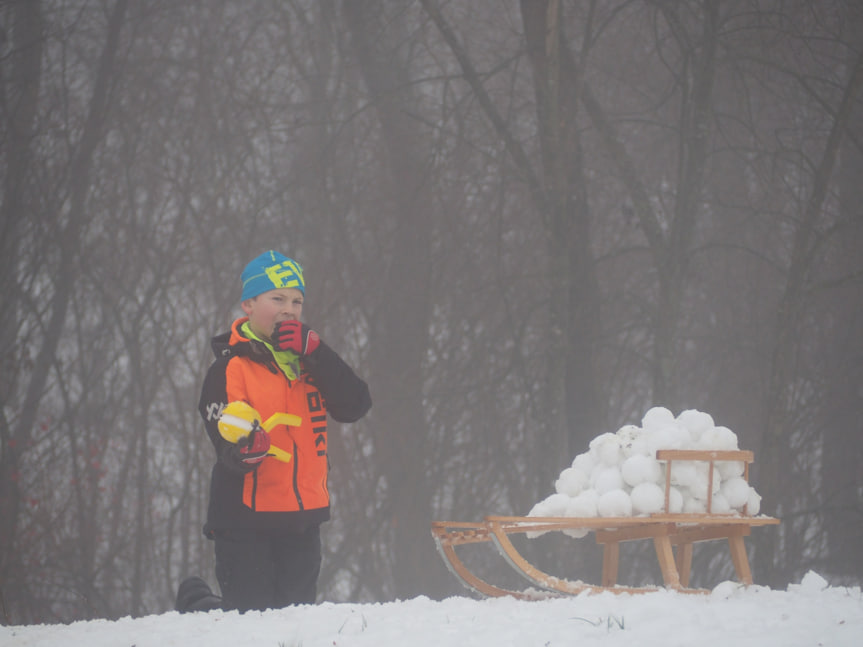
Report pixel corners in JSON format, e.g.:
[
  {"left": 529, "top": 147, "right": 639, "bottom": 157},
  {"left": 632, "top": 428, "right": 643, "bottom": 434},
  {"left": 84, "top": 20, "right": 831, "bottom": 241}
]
[{"left": 240, "top": 251, "right": 305, "bottom": 300}]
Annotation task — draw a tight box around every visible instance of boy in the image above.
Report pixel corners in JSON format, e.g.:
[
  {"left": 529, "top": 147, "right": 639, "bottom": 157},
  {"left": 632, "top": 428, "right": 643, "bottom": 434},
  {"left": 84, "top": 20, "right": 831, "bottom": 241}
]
[{"left": 178, "top": 251, "right": 371, "bottom": 612}]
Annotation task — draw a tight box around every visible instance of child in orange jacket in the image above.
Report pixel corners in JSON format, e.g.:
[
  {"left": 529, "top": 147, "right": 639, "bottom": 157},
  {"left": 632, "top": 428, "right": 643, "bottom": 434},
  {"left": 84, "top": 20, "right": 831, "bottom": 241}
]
[{"left": 178, "top": 251, "right": 371, "bottom": 612}]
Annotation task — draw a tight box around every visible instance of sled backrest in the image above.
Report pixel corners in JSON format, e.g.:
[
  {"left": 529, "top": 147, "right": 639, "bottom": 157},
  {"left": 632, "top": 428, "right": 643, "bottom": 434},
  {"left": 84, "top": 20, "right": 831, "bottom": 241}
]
[{"left": 654, "top": 449, "right": 755, "bottom": 515}]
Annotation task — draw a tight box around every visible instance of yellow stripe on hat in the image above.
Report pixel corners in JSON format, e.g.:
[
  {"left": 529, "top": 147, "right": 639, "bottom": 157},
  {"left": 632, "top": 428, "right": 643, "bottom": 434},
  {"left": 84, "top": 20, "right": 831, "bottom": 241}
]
[{"left": 265, "top": 259, "right": 304, "bottom": 290}]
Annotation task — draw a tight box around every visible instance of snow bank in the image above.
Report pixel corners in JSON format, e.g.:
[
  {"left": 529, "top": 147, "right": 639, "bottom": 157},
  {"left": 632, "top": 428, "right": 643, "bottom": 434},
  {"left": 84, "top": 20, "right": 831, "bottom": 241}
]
[{"left": 2, "top": 575, "right": 861, "bottom": 647}]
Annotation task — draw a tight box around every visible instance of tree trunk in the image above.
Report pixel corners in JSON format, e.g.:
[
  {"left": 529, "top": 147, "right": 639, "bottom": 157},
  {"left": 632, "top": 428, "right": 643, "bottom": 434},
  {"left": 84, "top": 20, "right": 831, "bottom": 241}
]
[{"left": 344, "top": 0, "right": 443, "bottom": 600}]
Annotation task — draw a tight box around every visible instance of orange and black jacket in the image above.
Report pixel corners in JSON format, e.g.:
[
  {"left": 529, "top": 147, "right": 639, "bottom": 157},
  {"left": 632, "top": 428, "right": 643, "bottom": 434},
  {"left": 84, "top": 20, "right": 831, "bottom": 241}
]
[{"left": 198, "top": 317, "right": 371, "bottom": 535}]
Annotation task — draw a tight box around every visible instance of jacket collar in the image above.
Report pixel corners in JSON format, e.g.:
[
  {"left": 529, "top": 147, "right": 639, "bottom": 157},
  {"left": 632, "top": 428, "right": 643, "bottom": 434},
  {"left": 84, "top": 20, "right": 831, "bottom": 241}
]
[
  {"left": 211, "top": 317, "right": 266, "bottom": 360},
  {"left": 211, "top": 317, "right": 300, "bottom": 379}
]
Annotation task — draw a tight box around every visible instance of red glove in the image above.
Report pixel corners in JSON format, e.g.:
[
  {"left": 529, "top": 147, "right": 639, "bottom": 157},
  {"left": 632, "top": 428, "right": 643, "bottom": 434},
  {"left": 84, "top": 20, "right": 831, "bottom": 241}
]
[
  {"left": 235, "top": 428, "right": 271, "bottom": 465},
  {"left": 272, "top": 320, "right": 320, "bottom": 356}
]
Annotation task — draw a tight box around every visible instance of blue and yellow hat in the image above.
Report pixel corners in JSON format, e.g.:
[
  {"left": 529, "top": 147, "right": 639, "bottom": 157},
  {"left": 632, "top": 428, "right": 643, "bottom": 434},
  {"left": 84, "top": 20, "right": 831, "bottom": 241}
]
[{"left": 241, "top": 251, "right": 305, "bottom": 300}]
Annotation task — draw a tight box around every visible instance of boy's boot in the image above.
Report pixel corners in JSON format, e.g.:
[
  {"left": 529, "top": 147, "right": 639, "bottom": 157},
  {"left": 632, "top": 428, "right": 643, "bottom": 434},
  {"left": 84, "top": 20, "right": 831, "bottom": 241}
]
[{"left": 175, "top": 576, "right": 223, "bottom": 613}]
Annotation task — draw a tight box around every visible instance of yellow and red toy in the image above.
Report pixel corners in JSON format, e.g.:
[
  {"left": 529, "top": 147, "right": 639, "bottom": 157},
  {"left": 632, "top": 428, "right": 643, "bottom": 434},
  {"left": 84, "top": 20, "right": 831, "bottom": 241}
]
[{"left": 217, "top": 400, "right": 299, "bottom": 463}]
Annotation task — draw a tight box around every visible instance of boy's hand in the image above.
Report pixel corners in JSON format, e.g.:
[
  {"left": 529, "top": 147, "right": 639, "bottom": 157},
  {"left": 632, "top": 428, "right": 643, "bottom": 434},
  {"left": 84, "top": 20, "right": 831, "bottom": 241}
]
[
  {"left": 272, "top": 320, "right": 320, "bottom": 356},
  {"left": 234, "top": 428, "right": 271, "bottom": 465}
]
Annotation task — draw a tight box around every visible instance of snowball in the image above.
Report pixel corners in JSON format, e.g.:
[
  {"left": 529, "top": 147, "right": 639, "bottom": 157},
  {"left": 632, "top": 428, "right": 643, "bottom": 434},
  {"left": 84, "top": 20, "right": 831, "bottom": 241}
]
[
  {"left": 590, "top": 433, "right": 623, "bottom": 466},
  {"left": 528, "top": 493, "right": 570, "bottom": 518},
  {"left": 571, "top": 452, "right": 596, "bottom": 474},
  {"left": 690, "top": 463, "right": 721, "bottom": 500},
  {"left": 526, "top": 496, "right": 568, "bottom": 537},
  {"left": 747, "top": 487, "right": 762, "bottom": 515},
  {"left": 545, "top": 493, "right": 571, "bottom": 516},
  {"left": 667, "top": 486, "right": 684, "bottom": 513},
  {"left": 709, "top": 493, "right": 731, "bottom": 514},
  {"left": 698, "top": 462, "right": 722, "bottom": 493},
  {"left": 561, "top": 493, "right": 595, "bottom": 538},
  {"left": 644, "top": 426, "right": 676, "bottom": 457},
  {"left": 798, "top": 571, "right": 829, "bottom": 592},
  {"left": 555, "top": 467, "right": 589, "bottom": 497},
  {"left": 578, "top": 488, "right": 600, "bottom": 510},
  {"left": 525, "top": 500, "right": 549, "bottom": 537},
  {"left": 621, "top": 454, "right": 662, "bottom": 487},
  {"left": 676, "top": 409, "right": 715, "bottom": 437},
  {"left": 622, "top": 434, "right": 649, "bottom": 458},
  {"left": 592, "top": 466, "right": 625, "bottom": 494},
  {"left": 711, "top": 580, "right": 743, "bottom": 599},
  {"left": 565, "top": 490, "right": 599, "bottom": 518},
  {"left": 668, "top": 461, "right": 698, "bottom": 488},
  {"left": 641, "top": 406, "right": 675, "bottom": 430},
  {"left": 615, "top": 424, "right": 641, "bottom": 444},
  {"left": 666, "top": 422, "right": 693, "bottom": 449},
  {"left": 683, "top": 496, "right": 707, "bottom": 514},
  {"left": 563, "top": 527, "right": 590, "bottom": 539},
  {"left": 720, "top": 476, "right": 751, "bottom": 509},
  {"left": 598, "top": 489, "right": 632, "bottom": 517},
  {"left": 630, "top": 482, "right": 665, "bottom": 515},
  {"left": 699, "top": 425, "right": 739, "bottom": 451},
  {"left": 615, "top": 424, "right": 644, "bottom": 457},
  {"left": 589, "top": 432, "right": 617, "bottom": 454},
  {"left": 716, "top": 459, "right": 746, "bottom": 480},
  {"left": 601, "top": 440, "right": 624, "bottom": 466}
]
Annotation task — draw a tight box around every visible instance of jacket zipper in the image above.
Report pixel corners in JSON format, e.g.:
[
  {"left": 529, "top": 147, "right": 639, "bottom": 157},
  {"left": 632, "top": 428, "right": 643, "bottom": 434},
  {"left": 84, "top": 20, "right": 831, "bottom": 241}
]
[
  {"left": 251, "top": 469, "right": 258, "bottom": 509},
  {"left": 292, "top": 439, "right": 303, "bottom": 510}
]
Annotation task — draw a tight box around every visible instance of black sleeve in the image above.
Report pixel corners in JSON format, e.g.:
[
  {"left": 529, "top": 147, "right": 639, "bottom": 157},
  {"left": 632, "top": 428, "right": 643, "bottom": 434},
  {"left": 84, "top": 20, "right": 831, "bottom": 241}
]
[
  {"left": 302, "top": 341, "right": 372, "bottom": 423},
  {"left": 198, "top": 359, "right": 258, "bottom": 474}
]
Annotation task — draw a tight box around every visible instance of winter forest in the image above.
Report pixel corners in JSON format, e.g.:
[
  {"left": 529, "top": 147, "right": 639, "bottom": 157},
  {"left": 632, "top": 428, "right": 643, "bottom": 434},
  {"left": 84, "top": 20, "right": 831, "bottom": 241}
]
[{"left": 1, "top": 0, "right": 862, "bottom": 625}]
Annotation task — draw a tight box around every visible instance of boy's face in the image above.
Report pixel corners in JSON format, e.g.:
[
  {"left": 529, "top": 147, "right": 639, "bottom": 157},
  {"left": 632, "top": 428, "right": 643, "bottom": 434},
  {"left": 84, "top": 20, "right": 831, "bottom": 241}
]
[{"left": 241, "top": 287, "right": 304, "bottom": 342}]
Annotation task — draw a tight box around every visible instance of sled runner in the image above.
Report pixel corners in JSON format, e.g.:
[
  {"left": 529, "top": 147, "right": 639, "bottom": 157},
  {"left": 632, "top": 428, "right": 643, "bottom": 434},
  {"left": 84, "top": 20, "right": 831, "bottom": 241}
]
[{"left": 432, "top": 450, "right": 780, "bottom": 598}]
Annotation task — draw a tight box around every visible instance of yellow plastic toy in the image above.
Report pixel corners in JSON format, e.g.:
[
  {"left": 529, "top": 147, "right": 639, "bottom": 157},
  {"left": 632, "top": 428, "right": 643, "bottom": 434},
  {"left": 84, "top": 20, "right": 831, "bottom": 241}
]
[{"left": 217, "top": 400, "right": 300, "bottom": 463}]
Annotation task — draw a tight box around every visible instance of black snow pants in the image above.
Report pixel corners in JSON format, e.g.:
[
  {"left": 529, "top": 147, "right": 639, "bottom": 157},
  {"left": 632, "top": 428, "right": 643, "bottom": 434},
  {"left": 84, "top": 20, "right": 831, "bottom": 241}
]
[{"left": 214, "top": 524, "right": 322, "bottom": 612}]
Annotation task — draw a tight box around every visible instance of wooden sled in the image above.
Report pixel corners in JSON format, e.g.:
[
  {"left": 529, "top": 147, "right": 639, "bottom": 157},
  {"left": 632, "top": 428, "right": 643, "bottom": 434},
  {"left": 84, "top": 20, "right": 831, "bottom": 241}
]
[{"left": 432, "top": 450, "right": 780, "bottom": 598}]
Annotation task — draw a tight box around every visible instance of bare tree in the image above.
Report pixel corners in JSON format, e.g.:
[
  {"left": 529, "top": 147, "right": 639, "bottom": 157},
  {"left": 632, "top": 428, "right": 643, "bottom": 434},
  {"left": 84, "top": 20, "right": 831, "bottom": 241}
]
[
  {"left": 0, "top": 0, "right": 43, "bottom": 620},
  {"left": 1, "top": 0, "right": 128, "bottom": 620}
]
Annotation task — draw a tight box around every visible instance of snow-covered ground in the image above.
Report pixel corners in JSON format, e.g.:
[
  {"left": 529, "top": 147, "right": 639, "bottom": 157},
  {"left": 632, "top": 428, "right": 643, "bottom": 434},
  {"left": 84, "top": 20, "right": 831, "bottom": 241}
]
[{"left": 3, "top": 572, "right": 861, "bottom": 647}]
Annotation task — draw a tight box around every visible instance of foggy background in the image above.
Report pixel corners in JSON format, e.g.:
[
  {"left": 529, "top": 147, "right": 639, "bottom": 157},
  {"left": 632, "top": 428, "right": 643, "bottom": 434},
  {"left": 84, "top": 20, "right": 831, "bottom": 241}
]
[{"left": 1, "top": 0, "right": 861, "bottom": 624}]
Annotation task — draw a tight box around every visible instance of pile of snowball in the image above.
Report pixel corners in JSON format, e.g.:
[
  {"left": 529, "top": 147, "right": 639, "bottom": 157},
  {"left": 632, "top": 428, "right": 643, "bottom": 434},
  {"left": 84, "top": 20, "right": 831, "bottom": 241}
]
[{"left": 527, "top": 407, "right": 763, "bottom": 538}]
